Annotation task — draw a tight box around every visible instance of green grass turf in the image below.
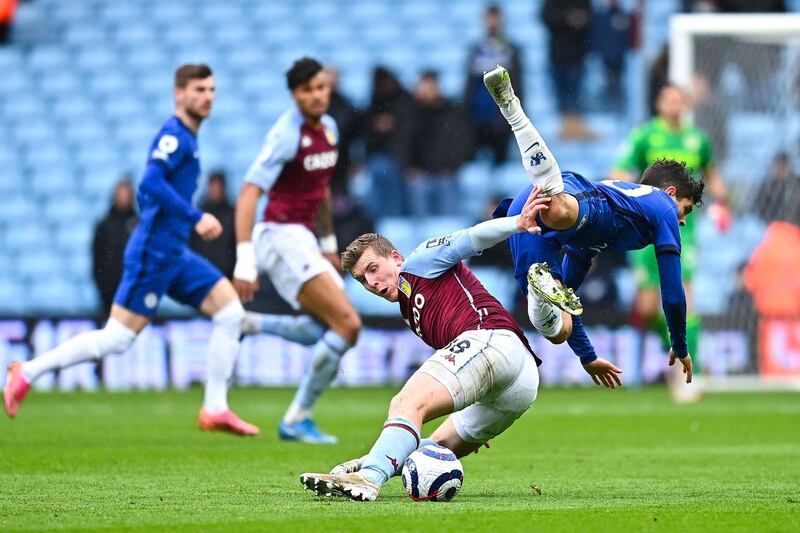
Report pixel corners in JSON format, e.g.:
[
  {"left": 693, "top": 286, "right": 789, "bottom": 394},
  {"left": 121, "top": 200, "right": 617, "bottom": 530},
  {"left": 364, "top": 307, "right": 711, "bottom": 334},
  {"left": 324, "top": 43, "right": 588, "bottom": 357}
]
[{"left": 1, "top": 387, "right": 798, "bottom": 532}]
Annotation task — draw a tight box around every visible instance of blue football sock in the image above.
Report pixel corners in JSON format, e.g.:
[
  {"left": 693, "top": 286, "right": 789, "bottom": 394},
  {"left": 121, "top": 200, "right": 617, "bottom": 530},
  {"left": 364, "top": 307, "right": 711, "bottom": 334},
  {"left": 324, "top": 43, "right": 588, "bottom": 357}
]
[
  {"left": 249, "top": 313, "right": 324, "bottom": 346},
  {"left": 284, "top": 330, "right": 350, "bottom": 423},
  {"left": 361, "top": 417, "right": 421, "bottom": 485}
]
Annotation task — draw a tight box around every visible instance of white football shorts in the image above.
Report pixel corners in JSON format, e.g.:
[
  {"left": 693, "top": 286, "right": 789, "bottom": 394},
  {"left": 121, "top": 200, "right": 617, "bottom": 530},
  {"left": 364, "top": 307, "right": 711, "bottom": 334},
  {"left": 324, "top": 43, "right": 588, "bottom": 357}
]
[
  {"left": 252, "top": 222, "right": 343, "bottom": 310},
  {"left": 418, "top": 328, "right": 539, "bottom": 444}
]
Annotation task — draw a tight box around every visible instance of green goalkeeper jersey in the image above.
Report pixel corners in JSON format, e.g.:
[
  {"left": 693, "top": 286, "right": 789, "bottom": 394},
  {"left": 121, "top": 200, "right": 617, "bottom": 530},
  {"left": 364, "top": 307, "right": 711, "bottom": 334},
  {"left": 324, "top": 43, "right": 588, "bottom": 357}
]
[{"left": 613, "top": 117, "right": 714, "bottom": 286}]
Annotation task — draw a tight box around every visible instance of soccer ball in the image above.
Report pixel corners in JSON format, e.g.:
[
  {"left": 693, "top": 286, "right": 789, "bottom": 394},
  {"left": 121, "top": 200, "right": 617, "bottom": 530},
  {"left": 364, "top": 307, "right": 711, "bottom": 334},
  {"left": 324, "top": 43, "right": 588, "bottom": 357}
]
[{"left": 401, "top": 444, "right": 464, "bottom": 502}]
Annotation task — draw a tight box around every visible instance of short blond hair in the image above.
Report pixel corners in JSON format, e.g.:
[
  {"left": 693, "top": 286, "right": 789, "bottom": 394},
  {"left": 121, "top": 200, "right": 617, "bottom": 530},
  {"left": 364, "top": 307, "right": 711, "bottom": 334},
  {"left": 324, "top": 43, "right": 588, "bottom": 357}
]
[{"left": 341, "top": 233, "right": 396, "bottom": 274}]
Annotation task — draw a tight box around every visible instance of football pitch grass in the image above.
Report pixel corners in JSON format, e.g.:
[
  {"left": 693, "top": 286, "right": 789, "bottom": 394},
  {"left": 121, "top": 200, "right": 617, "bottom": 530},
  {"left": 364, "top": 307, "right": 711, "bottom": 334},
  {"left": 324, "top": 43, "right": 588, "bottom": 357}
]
[{"left": 1, "top": 387, "right": 798, "bottom": 532}]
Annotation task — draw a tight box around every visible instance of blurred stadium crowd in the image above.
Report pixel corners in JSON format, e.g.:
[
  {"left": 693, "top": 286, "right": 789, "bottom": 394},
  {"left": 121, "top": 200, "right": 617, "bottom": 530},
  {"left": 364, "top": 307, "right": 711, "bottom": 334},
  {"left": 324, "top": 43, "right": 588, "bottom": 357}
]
[{"left": 1, "top": 0, "right": 799, "bottom": 349}]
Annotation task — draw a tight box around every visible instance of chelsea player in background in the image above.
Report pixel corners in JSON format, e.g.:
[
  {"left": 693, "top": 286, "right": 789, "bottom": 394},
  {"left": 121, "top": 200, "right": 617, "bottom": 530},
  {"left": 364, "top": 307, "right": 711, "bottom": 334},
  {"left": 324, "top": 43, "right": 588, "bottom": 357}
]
[{"left": 5, "top": 65, "right": 259, "bottom": 435}]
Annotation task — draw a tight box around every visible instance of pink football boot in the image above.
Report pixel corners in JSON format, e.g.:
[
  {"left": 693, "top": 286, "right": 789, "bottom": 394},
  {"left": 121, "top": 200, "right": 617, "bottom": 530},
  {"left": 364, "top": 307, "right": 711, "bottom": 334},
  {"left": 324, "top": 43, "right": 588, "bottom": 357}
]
[
  {"left": 4, "top": 362, "right": 31, "bottom": 418},
  {"left": 198, "top": 408, "right": 260, "bottom": 436}
]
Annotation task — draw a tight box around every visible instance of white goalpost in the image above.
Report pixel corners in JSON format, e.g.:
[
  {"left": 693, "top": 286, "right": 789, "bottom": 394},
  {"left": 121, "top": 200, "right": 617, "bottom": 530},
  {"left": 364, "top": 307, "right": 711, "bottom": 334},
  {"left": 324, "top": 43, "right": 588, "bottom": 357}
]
[{"left": 669, "top": 14, "right": 800, "bottom": 391}]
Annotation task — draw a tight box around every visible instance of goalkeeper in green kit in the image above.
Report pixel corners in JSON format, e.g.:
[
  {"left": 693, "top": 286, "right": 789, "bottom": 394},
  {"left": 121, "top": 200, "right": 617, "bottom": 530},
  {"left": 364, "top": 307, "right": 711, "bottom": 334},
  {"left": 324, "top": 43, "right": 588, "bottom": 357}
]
[{"left": 610, "top": 84, "right": 730, "bottom": 401}]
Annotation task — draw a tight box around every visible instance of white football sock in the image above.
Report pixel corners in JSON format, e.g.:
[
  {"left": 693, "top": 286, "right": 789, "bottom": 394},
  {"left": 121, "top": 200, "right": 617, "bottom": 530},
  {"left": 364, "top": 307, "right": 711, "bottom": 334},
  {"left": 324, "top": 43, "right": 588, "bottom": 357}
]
[
  {"left": 527, "top": 289, "right": 564, "bottom": 338},
  {"left": 22, "top": 318, "right": 136, "bottom": 382},
  {"left": 203, "top": 300, "right": 245, "bottom": 414},
  {"left": 501, "top": 99, "right": 563, "bottom": 195}
]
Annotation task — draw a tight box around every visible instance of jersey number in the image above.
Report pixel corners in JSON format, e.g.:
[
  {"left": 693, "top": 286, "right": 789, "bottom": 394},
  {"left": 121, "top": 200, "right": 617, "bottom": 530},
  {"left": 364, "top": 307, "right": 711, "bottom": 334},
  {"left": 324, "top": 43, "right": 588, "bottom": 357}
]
[{"left": 601, "top": 180, "right": 656, "bottom": 198}]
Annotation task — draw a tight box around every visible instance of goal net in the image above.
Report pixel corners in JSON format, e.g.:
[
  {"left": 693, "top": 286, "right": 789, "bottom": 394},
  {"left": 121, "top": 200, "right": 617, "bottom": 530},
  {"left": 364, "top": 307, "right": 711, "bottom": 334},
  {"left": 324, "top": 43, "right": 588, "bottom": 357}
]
[{"left": 670, "top": 14, "right": 800, "bottom": 390}]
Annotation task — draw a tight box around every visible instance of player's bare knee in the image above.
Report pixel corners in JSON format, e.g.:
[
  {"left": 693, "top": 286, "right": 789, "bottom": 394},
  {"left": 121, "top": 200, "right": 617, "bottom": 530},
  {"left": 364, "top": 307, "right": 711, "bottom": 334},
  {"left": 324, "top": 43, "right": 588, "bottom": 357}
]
[{"left": 388, "top": 390, "right": 424, "bottom": 419}]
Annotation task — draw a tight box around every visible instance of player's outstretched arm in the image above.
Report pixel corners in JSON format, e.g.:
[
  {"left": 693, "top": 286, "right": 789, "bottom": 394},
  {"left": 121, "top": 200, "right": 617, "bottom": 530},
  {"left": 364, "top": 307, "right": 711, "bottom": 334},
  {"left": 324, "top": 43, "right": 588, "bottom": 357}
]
[
  {"left": 404, "top": 187, "right": 550, "bottom": 278},
  {"left": 233, "top": 183, "right": 263, "bottom": 302},
  {"left": 560, "top": 248, "right": 623, "bottom": 388},
  {"left": 655, "top": 252, "right": 692, "bottom": 383},
  {"left": 467, "top": 186, "right": 550, "bottom": 250}
]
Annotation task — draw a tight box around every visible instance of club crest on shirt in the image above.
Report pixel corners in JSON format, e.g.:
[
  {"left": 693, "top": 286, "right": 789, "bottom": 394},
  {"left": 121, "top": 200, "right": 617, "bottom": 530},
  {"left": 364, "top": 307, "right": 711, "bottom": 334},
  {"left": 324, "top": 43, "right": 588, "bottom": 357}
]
[
  {"left": 398, "top": 276, "right": 411, "bottom": 298},
  {"left": 324, "top": 127, "right": 337, "bottom": 146}
]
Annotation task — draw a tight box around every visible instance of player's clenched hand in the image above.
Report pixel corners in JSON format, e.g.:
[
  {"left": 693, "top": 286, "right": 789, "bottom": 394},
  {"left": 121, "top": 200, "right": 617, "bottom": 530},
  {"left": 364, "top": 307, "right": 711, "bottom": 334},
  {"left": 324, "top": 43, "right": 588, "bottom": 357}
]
[
  {"left": 669, "top": 350, "right": 693, "bottom": 383},
  {"left": 582, "top": 357, "right": 623, "bottom": 389},
  {"left": 233, "top": 278, "right": 259, "bottom": 302},
  {"left": 516, "top": 186, "right": 551, "bottom": 235},
  {"left": 194, "top": 213, "right": 223, "bottom": 241}
]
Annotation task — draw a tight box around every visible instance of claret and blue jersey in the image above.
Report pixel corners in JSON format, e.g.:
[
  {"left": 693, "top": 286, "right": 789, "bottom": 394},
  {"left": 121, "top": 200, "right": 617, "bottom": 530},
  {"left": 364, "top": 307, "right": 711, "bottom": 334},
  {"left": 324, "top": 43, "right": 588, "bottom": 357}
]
[
  {"left": 498, "top": 171, "right": 688, "bottom": 362},
  {"left": 113, "top": 115, "right": 222, "bottom": 317}
]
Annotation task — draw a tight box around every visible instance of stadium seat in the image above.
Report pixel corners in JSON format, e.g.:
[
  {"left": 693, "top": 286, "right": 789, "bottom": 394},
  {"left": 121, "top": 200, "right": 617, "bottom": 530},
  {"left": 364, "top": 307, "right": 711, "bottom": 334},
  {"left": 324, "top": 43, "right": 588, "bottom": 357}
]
[
  {"left": 376, "top": 218, "right": 419, "bottom": 254},
  {"left": 62, "top": 117, "right": 109, "bottom": 147},
  {"left": 113, "top": 25, "right": 158, "bottom": 49},
  {"left": 421, "top": 216, "right": 471, "bottom": 239},
  {"left": 149, "top": 2, "right": 193, "bottom": 26},
  {"left": 99, "top": 2, "right": 144, "bottom": 25},
  {"left": 2, "top": 92, "right": 46, "bottom": 121},
  {"left": 42, "top": 195, "right": 88, "bottom": 226},
  {"left": 28, "top": 45, "right": 72, "bottom": 73},
  {"left": 0, "top": 276, "right": 29, "bottom": 314},
  {"left": 6, "top": 225, "right": 51, "bottom": 256},
  {"left": 87, "top": 72, "right": 131, "bottom": 99},
  {"left": 28, "top": 278, "right": 80, "bottom": 314},
  {"left": 55, "top": 224, "right": 94, "bottom": 257},
  {"left": 470, "top": 266, "right": 518, "bottom": 310},
  {"left": 75, "top": 48, "right": 118, "bottom": 72},
  {"left": 198, "top": 3, "right": 244, "bottom": 25},
  {"left": 37, "top": 71, "right": 83, "bottom": 99},
  {"left": 99, "top": 95, "right": 146, "bottom": 123},
  {"left": 13, "top": 119, "right": 58, "bottom": 145},
  {"left": 63, "top": 25, "right": 107, "bottom": 48}
]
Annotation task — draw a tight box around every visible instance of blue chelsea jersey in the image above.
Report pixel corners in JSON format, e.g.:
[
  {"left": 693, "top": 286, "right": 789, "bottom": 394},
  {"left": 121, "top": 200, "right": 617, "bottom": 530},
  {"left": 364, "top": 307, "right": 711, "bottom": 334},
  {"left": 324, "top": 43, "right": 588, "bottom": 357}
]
[
  {"left": 133, "top": 116, "right": 203, "bottom": 250},
  {"left": 532, "top": 172, "right": 682, "bottom": 257}
]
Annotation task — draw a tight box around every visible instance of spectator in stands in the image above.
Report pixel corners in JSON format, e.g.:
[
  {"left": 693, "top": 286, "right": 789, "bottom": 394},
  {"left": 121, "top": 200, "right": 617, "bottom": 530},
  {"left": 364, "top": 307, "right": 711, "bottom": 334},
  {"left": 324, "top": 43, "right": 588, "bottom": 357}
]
[
  {"left": 364, "top": 66, "right": 412, "bottom": 217},
  {"left": 682, "top": 0, "right": 786, "bottom": 12},
  {"left": 647, "top": 45, "right": 669, "bottom": 117},
  {"left": 469, "top": 196, "right": 514, "bottom": 270},
  {"left": 754, "top": 152, "right": 800, "bottom": 226},
  {"left": 0, "top": 0, "right": 18, "bottom": 44},
  {"left": 463, "top": 4, "right": 522, "bottom": 165},
  {"left": 92, "top": 180, "right": 138, "bottom": 316},
  {"left": 591, "top": 0, "right": 634, "bottom": 115},
  {"left": 190, "top": 172, "right": 236, "bottom": 279},
  {"left": 541, "top": 0, "right": 596, "bottom": 140},
  {"left": 332, "top": 192, "right": 375, "bottom": 259},
  {"left": 325, "top": 66, "right": 362, "bottom": 196},
  {"left": 407, "top": 71, "right": 470, "bottom": 219}
]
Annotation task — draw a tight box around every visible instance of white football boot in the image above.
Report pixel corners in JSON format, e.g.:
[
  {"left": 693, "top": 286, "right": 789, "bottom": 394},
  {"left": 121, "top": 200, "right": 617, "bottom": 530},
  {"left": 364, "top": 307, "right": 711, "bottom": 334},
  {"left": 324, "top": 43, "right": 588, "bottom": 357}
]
[
  {"left": 330, "top": 457, "right": 364, "bottom": 475},
  {"left": 483, "top": 64, "right": 517, "bottom": 108},
  {"left": 300, "top": 472, "right": 380, "bottom": 502},
  {"left": 527, "top": 262, "right": 583, "bottom": 316}
]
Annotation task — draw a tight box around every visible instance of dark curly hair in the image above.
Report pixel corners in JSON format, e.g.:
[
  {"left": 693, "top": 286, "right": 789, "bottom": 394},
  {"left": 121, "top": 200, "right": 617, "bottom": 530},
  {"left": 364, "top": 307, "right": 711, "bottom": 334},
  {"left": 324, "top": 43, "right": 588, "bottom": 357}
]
[
  {"left": 286, "top": 57, "right": 323, "bottom": 91},
  {"left": 641, "top": 159, "right": 705, "bottom": 206}
]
